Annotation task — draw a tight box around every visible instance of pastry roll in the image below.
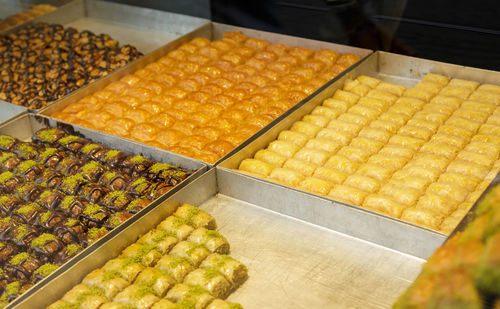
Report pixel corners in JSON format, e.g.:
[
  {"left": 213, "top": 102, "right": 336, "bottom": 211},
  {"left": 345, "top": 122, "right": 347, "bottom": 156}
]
[
  {"left": 388, "top": 135, "right": 425, "bottom": 151},
  {"left": 344, "top": 175, "right": 380, "bottom": 193},
  {"left": 439, "top": 86, "right": 471, "bottom": 100},
  {"left": 355, "top": 163, "right": 393, "bottom": 182},
  {"left": 448, "top": 78, "right": 479, "bottom": 90},
  {"left": 477, "top": 84, "right": 500, "bottom": 94},
  {"left": 469, "top": 90, "right": 500, "bottom": 104},
  {"left": 422, "top": 73, "right": 450, "bottom": 85},
  {"left": 438, "top": 125, "right": 473, "bottom": 139},
  {"left": 366, "top": 89, "right": 398, "bottom": 105},
  {"left": 348, "top": 104, "right": 380, "bottom": 120},
  {"left": 278, "top": 130, "right": 309, "bottom": 147},
  {"left": 398, "top": 125, "right": 434, "bottom": 141},
  {"left": 378, "top": 112, "right": 408, "bottom": 127},
  {"left": 419, "top": 142, "right": 458, "bottom": 160},
  {"left": 379, "top": 145, "right": 415, "bottom": 159},
  {"left": 487, "top": 115, "right": 500, "bottom": 127},
  {"left": 316, "top": 128, "right": 353, "bottom": 146},
  {"left": 358, "top": 97, "right": 388, "bottom": 112},
  {"left": 357, "top": 75, "right": 381, "bottom": 88},
  {"left": 169, "top": 241, "right": 210, "bottom": 267},
  {"left": 187, "top": 228, "right": 229, "bottom": 254},
  {"left": 438, "top": 172, "right": 480, "bottom": 191},
  {"left": 120, "top": 244, "right": 162, "bottom": 267},
  {"left": 430, "top": 133, "right": 468, "bottom": 149},
  {"left": 411, "top": 153, "right": 449, "bottom": 171},
  {"left": 112, "top": 284, "right": 160, "bottom": 308},
  {"left": 290, "top": 121, "right": 321, "bottom": 137},
  {"left": 430, "top": 95, "right": 462, "bottom": 109},
  {"left": 327, "top": 119, "right": 363, "bottom": 135},
  {"left": 350, "top": 137, "right": 384, "bottom": 153},
  {"left": 364, "top": 123, "right": 397, "bottom": 139},
  {"left": 150, "top": 299, "right": 178, "bottom": 309},
  {"left": 166, "top": 284, "right": 214, "bottom": 308},
  {"left": 402, "top": 165, "right": 441, "bottom": 182},
  {"left": 101, "top": 258, "right": 144, "bottom": 283},
  {"left": 406, "top": 119, "right": 439, "bottom": 133},
  {"left": 414, "top": 110, "right": 448, "bottom": 124},
  {"left": 61, "top": 284, "right": 107, "bottom": 307},
  {"left": 239, "top": 159, "right": 274, "bottom": 176},
  {"left": 403, "top": 88, "right": 433, "bottom": 102},
  {"left": 305, "top": 138, "right": 341, "bottom": 154},
  {"left": 302, "top": 115, "right": 331, "bottom": 128},
  {"left": 313, "top": 167, "right": 347, "bottom": 184},
  {"left": 400, "top": 207, "right": 443, "bottom": 230},
  {"left": 298, "top": 177, "right": 333, "bottom": 195},
  {"left": 461, "top": 100, "right": 496, "bottom": 114},
  {"left": 337, "top": 146, "right": 372, "bottom": 163},
  {"left": 173, "top": 204, "right": 216, "bottom": 230},
  {"left": 311, "top": 106, "right": 341, "bottom": 120},
  {"left": 362, "top": 194, "right": 406, "bottom": 218},
  {"left": 324, "top": 155, "right": 359, "bottom": 174},
  {"left": 268, "top": 168, "right": 306, "bottom": 187},
  {"left": 423, "top": 103, "right": 455, "bottom": 116},
  {"left": 293, "top": 148, "right": 330, "bottom": 165},
  {"left": 479, "top": 124, "right": 500, "bottom": 136},
  {"left": 387, "top": 104, "right": 418, "bottom": 118},
  {"left": 155, "top": 255, "right": 193, "bottom": 282},
  {"left": 376, "top": 81, "right": 406, "bottom": 96},
  {"left": 387, "top": 176, "right": 429, "bottom": 191},
  {"left": 453, "top": 109, "right": 489, "bottom": 123},
  {"left": 206, "top": 299, "right": 244, "bottom": 309},
  {"left": 379, "top": 184, "right": 421, "bottom": 206},
  {"left": 322, "top": 98, "right": 350, "bottom": 112},
  {"left": 344, "top": 80, "right": 370, "bottom": 96},
  {"left": 415, "top": 82, "right": 442, "bottom": 96},
  {"left": 368, "top": 154, "right": 407, "bottom": 171},
  {"left": 416, "top": 192, "right": 457, "bottom": 216},
  {"left": 82, "top": 269, "right": 130, "bottom": 299},
  {"left": 254, "top": 149, "right": 286, "bottom": 167},
  {"left": 337, "top": 113, "right": 370, "bottom": 126},
  {"left": 200, "top": 253, "right": 248, "bottom": 289},
  {"left": 156, "top": 216, "right": 194, "bottom": 240},
  {"left": 456, "top": 150, "right": 494, "bottom": 167},
  {"left": 332, "top": 90, "right": 360, "bottom": 105},
  {"left": 183, "top": 267, "right": 231, "bottom": 298},
  {"left": 328, "top": 184, "right": 367, "bottom": 205},
  {"left": 427, "top": 182, "right": 469, "bottom": 203},
  {"left": 283, "top": 158, "right": 317, "bottom": 177},
  {"left": 134, "top": 267, "right": 176, "bottom": 298},
  {"left": 447, "top": 160, "right": 489, "bottom": 179}
]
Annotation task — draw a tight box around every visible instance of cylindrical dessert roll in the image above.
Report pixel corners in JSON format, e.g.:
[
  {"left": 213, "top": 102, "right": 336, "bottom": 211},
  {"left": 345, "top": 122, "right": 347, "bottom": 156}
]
[
  {"left": 169, "top": 241, "right": 210, "bottom": 267},
  {"left": 154, "top": 256, "right": 193, "bottom": 283},
  {"left": 165, "top": 284, "right": 214, "bottom": 308},
  {"left": 120, "top": 243, "right": 162, "bottom": 267},
  {"left": 187, "top": 228, "right": 229, "bottom": 254},
  {"left": 134, "top": 267, "right": 176, "bottom": 298},
  {"left": 136, "top": 229, "right": 178, "bottom": 254},
  {"left": 183, "top": 267, "right": 231, "bottom": 299},
  {"left": 200, "top": 253, "right": 248, "bottom": 288},
  {"left": 112, "top": 284, "right": 160, "bottom": 308},
  {"left": 82, "top": 268, "right": 130, "bottom": 300},
  {"left": 173, "top": 204, "right": 217, "bottom": 230}
]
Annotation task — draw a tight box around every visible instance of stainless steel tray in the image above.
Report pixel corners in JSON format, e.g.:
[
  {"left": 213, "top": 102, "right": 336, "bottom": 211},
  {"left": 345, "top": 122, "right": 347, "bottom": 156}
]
[
  {"left": 16, "top": 168, "right": 425, "bottom": 309},
  {"left": 0, "top": 100, "right": 27, "bottom": 125},
  {"left": 0, "top": 0, "right": 210, "bottom": 111},
  {"left": 218, "top": 50, "right": 500, "bottom": 258},
  {"left": 1, "top": 113, "right": 209, "bottom": 308},
  {"left": 40, "top": 21, "right": 372, "bottom": 166}
]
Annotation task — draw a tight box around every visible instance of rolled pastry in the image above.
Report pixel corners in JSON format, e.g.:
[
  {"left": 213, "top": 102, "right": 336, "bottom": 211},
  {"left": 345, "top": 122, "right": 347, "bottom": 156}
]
[
  {"left": 183, "top": 267, "right": 231, "bottom": 299},
  {"left": 187, "top": 228, "right": 229, "bottom": 254}
]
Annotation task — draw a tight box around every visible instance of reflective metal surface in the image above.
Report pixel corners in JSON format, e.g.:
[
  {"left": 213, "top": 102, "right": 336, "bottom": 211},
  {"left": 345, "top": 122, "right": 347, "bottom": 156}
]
[{"left": 0, "top": 101, "right": 26, "bottom": 125}]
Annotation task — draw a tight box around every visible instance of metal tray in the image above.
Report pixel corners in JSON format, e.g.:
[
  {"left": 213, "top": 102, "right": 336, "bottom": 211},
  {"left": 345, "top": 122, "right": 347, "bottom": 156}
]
[
  {"left": 1, "top": 113, "right": 209, "bottom": 308},
  {"left": 40, "top": 21, "right": 372, "bottom": 165},
  {"left": 0, "top": 100, "right": 27, "bottom": 125},
  {"left": 0, "top": 0, "right": 210, "bottom": 111},
  {"left": 16, "top": 168, "right": 425, "bottom": 309},
  {"left": 218, "top": 50, "right": 500, "bottom": 258},
  {"left": 0, "top": 0, "right": 71, "bottom": 21}
]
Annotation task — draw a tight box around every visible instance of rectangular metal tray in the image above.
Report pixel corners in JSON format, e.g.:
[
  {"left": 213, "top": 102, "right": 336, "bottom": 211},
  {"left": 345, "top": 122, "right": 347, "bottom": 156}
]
[
  {"left": 1, "top": 113, "right": 209, "bottom": 308},
  {"left": 40, "top": 21, "right": 373, "bottom": 165},
  {"left": 16, "top": 168, "right": 425, "bottom": 309},
  {"left": 0, "top": 0, "right": 210, "bottom": 111},
  {"left": 218, "top": 50, "right": 500, "bottom": 258},
  {"left": 0, "top": 100, "right": 27, "bottom": 125}
]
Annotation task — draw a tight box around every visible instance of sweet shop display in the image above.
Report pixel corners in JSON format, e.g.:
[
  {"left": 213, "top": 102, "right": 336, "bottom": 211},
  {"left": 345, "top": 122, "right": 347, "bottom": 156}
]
[
  {"left": 0, "top": 4, "right": 56, "bottom": 31},
  {"left": 237, "top": 73, "right": 500, "bottom": 233},
  {"left": 47, "top": 203, "right": 247, "bottom": 309},
  {"left": 0, "top": 127, "right": 191, "bottom": 306},
  {"left": 51, "top": 31, "right": 361, "bottom": 163},
  {"left": 394, "top": 182, "right": 500, "bottom": 308},
  {"left": 0, "top": 23, "right": 142, "bottom": 108}
]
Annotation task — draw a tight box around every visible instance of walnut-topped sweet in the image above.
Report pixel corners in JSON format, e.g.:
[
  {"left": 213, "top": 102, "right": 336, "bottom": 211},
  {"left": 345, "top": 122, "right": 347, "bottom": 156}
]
[
  {"left": 52, "top": 31, "right": 361, "bottom": 163},
  {"left": 0, "top": 23, "right": 142, "bottom": 108}
]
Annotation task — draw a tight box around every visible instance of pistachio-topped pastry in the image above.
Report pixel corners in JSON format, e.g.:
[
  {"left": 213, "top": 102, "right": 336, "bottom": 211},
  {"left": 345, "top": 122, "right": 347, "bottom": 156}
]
[
  {"left": 0, "top": 135, "right": 17, "bottom": 151},
  {"left": 33, "top": 128, "right": 66, "bottom": 145}
]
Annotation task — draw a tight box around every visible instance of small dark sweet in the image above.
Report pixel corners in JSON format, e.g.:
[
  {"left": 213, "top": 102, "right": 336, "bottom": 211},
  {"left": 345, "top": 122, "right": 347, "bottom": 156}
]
[
  {"left": 11, "top": 203, "right": 44, "bottom": 225},
  {"left": 32, "top": 128, "right": 66, "bottom": 145},
  {"left": 55, "top": 157, "right": 83, "bottom": 176},
  {"left": 58, "top": 196, "right": 85, "bottom": 218},
  {"left": 78, "top": 183, "right": 109, "bottom": 204},
  {"left": 6, "top": 252, "right": 42, "bottom": 281},
  {"left": 0, "top": 136, "right": 17, "bottom": 151},
  {"left": 104, "top": 211, "right": 133, "bottom": 230},
  {"left": 79, "top": 203, "right": 109, "bottom": 228},
  {"left": 16, "top": 183, "right": 43, "bottom": 202},
  {"left": 99, "top": 171, "right": 127, "bottom": 191},
  {"left": 29, "top": 233, "right": 63, "bottom": 261},
  {"left": 86, "top": 227, "right": 108, "bottom": 245},
  {"left": 15, "top": 160, "right": 44, "bottom": 182},
  {"left": 35, "top": 190, "right": 64, "bottom": 210},
  {"left": 148, "top": 182, "right": 173, "bottom": 200},
  {"left": 80, "top": 143, "right": 106, "bottom": 161},
  {"left": 58, "top": 173, "right": 87, "bottom": 195},
  {"left": 2, "top": 281, "right": 32, "bottom": 302},
  {"left": 7, "top": 224, "right": 40, "bottom": 249},
  {"left": 54, "top": 243, "right": 83, "bottom": 264},
  {"left": 56, "top": 135, "right": 88, "bottom": 153},
  {"left": 32, "top": 263, "right": 59, "bottom": 283},
  {"left": 0, "top": 152, "right": 21, "bottom": 171},
  {"left": 13, "top": 143, "right": 39, "bottom": 161},
  {"left": 126, "top": 197, "right": 152, "bottom": 214},
  {"left": 126, "top": 177, "right": 153, "bottom": 197},
  {"left": 120, "top": 154, "right": 153, "bottom": 177},
  {"left": 0, "top": 217, "right": 17, "bottom": 239},
  {"left": 0, "top": 194, "right": 23, "bottom": 215},
  {"left": 80, "top": 161, "right": 107, "bottom": 183},
  {"left": 37, "top": 210, "right": 66, "bottom": 231},
  {"left": 101, "top": 191, "right": 131, "bottom": 212},
  {"left": 0, "top": 171, "right": 24, "bottom": 193},
  {"left": 100, "top": 149, "right": 127, "bottom": 168},
  {"left": 54, "top": 218, "right": 87, "bottom": 245},
  {"left": 37, "top": 148, "right": 67, "bottom": 169},
  {"left": 37, "top": 170, "right": 64, "bottom": 189},
  {"left": 0, "top": 241, "right": 18, "bottom": 263}
]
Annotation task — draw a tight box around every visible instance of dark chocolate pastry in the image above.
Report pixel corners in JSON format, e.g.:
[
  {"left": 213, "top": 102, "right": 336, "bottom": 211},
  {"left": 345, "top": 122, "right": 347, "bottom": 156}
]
[
  {"left": 0, "top": 152, "right": 21, "bottom": 171},
  {"left": 16, "top": 183, "right": 43, "bottom": 202},
  {"left": 126, "top": 177, "right": 153, "bottom": 197},
  {"left": 2, "top": 280, "right": 32, "bottom": 302},
  {"left": 0, "top": 217, "right": 17, "bottom": 239},
  {"left": 55, "top": 157, "right": 83, "bottom": 176},
  {"left": 6, "top": 224, "right": 39, "bottom": 249},
  {"left": 36, "top": 170, "right": 64, "bottom": 189},
  {"left": 148, "top": 182, "right": 173, "bottom": 200},
  {"left": 37, "top": 148, "right": 67, "bottom": 169},
  {"left": 99, "top": 171, "right": 127, "bottom": 191},
  {"left": 0, "top": 171, "right": 24, "bottom": 193},
  {"left": 120, "top": 154, "right": 153, "bottom": 177},
  {"left": 13, "top": 143, "right": 39, "bottom": 161},
  {"left": 29, "top": 233, "right": 63, "bottom": 261},
  {"left": 78, "top": 203, "right": 109, "bottom": 228},
  {"left": 53, "top": 218, "right": 87, "bottom": 245},
  {"left": 79, "top": 143, "right": 106, "bottom": 161},
  {"left": 0, "top": 135, "right": 17, "bottom": 151},
  {"left": 55, "top": 135, "right": 88, "bottom": 153},
  {"left": 35, "top": 190, "right": 64, "bottom": 210},
  {"left": 37, "top": 210, "right": 66, "bottom": 231},
  {"left": 32, "top": 128, "right": 66, "bottom": 145},
  {"left": 15, "top": 160, "right": 44, "bottom": 182},
  {"left": 54, "top": 243, "right": 82, "bottom": 264},
  {"left": 80, "top": 161, "right": 107, "bottom": 183},
  {"left": 58, "top": 196, "right": 85, "bottom": 218},
  {"left": 104, "top": 211, "right": 133, "bottom": 230},
  {"left": 11, "top": 203, "right": 44, "bottom": 225},
  {"left": 5, "top": 252, "right": 42, "bottom": 281},
  {"left": 0, "top": 241, "right": 18, "bottom": 263},
  {"left": 58, "top": 173, "right": 87, "bottom": 195},
  {"left": 125, "top": 197, "right": 151, "bottom": 214},
  {"left": 101, "top": 191, "right": 131, "bottom": 212},
  {"left": 32, "top": 263, "right": 59, "bottom": 283},
  {"left": 100, "top": 149, "right": 127, "bottom": 168},
  {"left": 78, "top": 183, "right": 109, "bottom": 204},
  {"left": 0, "top": 194, "right": 23, "bottom": 215}
]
